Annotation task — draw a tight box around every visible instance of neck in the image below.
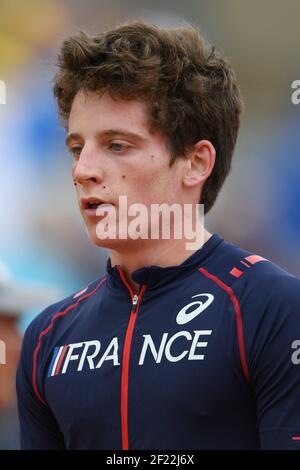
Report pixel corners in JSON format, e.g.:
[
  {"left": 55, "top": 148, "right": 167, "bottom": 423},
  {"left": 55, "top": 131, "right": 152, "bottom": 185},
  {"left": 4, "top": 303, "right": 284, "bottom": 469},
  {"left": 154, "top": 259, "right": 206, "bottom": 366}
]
[{"left": 109, "top": 228, "right": 212, "bottom": 294}]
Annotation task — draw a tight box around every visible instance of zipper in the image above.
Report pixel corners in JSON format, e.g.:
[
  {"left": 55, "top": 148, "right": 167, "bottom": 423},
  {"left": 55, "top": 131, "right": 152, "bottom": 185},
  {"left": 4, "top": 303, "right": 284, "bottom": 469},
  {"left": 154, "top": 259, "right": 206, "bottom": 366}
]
[
  {"left": 131, "top": 294, "right": 138, "bottom": 313},
  {"left": 116, "top": 266, "right": 146, "bottom": 450},
  {"left": 121, "top": 286, "right": 146, "bottom": 450}
]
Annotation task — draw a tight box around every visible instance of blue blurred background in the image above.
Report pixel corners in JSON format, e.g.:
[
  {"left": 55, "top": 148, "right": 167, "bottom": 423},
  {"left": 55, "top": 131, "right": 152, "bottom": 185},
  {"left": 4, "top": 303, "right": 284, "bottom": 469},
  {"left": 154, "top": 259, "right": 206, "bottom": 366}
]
[{"left": 0, "top": 0, "right": 299, "bottom": 323}]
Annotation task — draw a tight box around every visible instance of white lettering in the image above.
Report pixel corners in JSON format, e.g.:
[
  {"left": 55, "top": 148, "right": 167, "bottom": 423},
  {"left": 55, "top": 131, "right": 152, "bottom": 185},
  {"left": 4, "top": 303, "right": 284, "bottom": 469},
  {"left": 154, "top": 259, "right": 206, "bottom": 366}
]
[
  {"left": 0, "top": 340, "right": 6, "bottom": 364},
  {"left": 96, "top": 337, "right": 119, "bottom": 368},
  {"left": 62, "top": 342, "right": 83, "bottom": 374},
  {"left": 139, "top": 333, "right": 168, "bottom": 365},
  {"left": 291, "top": 339, "right": 300, "bottom": 365},
  {"left": 0, "top": 80, "right": 6, "bottom": 104},
  {"left": 188, "top": 330, "right": 212, "bottom": 360},
  {"left": 165, "top": 331, "right": 191, "bottom": 362},
  {"left": 78, "top": 340, "right": 101, "bottom": 371},
  {"left": 291, "top": 80, "right": 300, "bottom": 105}
]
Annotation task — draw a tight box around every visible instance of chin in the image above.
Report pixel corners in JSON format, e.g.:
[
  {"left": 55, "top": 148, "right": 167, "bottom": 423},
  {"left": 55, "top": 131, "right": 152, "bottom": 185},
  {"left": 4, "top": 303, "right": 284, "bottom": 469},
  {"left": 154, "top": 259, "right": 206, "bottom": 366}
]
[
  {"left": 87, "top": 227, "right": 148, "bottom": 253},
  {"left": 87, "top": 227, "right": 128, "bottom": 250}
]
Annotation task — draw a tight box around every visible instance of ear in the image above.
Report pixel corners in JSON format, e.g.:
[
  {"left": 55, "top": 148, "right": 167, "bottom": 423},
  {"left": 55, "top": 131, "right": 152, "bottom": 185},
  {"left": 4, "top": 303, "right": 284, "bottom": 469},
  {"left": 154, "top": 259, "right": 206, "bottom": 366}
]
[{"left": 182, "top": 140, "right": 216, "bottom": 188}]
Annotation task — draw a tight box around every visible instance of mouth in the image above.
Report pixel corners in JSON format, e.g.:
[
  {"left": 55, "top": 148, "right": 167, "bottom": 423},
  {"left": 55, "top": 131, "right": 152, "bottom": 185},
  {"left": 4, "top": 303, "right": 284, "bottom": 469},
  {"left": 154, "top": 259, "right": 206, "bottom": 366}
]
[{"left": 81, "top": 197, "right": 115, "bottom": 218}]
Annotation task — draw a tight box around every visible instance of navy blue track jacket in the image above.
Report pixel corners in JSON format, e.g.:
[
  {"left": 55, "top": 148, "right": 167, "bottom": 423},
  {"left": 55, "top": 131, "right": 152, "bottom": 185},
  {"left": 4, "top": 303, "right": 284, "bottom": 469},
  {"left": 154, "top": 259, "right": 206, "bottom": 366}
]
[{"left": 16, "top": 233, "right": 300, "bottom": 449}]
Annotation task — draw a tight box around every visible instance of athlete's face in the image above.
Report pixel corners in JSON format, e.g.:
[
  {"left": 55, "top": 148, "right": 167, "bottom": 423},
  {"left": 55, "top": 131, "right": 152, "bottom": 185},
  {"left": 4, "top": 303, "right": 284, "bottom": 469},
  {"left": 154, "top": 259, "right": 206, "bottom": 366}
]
[{"left": 67, "top": 89, "right": 188, "bottom": 249}]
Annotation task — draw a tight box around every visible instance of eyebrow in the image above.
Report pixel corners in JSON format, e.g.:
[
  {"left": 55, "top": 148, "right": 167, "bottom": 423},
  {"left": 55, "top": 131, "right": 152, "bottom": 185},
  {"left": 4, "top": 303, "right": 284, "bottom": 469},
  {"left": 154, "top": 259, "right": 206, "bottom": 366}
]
[{"left": 65, "top": 129, "right": 149, "bottom": 148}]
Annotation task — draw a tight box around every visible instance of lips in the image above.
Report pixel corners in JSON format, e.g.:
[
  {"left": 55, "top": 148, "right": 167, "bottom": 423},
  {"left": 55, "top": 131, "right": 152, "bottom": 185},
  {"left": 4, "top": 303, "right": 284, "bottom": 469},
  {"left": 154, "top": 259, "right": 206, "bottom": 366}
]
[{"left": 81, "top": 197, "right": 115, "bottom": 218}]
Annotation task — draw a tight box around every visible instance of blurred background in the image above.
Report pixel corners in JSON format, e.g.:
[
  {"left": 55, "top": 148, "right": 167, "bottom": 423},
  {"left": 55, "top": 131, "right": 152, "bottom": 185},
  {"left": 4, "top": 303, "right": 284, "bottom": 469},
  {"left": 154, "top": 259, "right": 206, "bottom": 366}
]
[{"left": 0, "top": 0, "right": 299, "bottom": 448}]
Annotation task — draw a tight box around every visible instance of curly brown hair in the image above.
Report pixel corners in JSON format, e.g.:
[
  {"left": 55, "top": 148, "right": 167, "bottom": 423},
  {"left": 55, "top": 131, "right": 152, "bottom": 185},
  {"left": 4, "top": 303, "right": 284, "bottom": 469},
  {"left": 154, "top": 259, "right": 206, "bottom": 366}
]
[{"left": 53, "top": 20, "right": 243, "bottom": 214}]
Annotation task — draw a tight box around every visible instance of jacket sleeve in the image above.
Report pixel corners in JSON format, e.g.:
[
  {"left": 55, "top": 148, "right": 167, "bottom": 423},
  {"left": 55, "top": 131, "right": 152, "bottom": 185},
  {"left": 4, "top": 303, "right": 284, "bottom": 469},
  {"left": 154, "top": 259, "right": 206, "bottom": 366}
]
[
  {"left": 241, "top": 271, "right": 300, "bottom": 449},
  {"left": 16, "top": 320, "right": 65, "bottom": 450}
]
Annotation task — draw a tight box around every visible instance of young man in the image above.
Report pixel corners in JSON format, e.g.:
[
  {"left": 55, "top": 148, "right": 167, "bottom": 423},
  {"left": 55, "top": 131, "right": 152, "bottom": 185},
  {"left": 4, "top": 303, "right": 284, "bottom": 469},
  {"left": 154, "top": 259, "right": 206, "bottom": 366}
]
[{"left": 17, "top": 21, "right": 300, "bottom": 450}]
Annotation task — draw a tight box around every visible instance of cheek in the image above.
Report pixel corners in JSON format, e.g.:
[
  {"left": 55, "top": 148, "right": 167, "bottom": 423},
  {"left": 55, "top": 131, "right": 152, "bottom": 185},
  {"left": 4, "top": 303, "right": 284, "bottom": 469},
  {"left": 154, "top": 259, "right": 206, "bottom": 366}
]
[
  {"left": 118, "top": 154, "right": 170, "bottom": 200},
  {"left": 71, "top": 162, "right": 77, "bottom": 178},
  {"left": 72, "top": 166, "right": 79, "bottom": 188}
]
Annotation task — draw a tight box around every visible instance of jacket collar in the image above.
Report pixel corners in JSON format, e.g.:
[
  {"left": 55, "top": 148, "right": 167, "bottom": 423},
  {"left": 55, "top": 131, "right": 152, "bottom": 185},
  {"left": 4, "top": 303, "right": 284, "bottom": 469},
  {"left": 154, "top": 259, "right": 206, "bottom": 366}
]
[{"left": 106, "top": 233, "right": 224, "bottom": 290}]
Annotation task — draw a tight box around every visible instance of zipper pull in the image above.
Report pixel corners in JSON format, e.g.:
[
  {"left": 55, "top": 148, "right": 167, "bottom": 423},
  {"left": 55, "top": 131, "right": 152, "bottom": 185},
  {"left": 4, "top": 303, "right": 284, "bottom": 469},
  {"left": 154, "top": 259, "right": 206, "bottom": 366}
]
[{"left": 131, "top": 294, "right": 138, "bottom": 313}]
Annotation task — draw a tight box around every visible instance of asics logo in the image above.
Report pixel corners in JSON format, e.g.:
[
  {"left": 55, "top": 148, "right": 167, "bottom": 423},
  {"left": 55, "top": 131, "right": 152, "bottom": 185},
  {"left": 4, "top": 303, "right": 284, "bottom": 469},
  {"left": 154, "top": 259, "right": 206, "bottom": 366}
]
[{"left": 176, "top": 294, "right": 214, "bottom": 325}]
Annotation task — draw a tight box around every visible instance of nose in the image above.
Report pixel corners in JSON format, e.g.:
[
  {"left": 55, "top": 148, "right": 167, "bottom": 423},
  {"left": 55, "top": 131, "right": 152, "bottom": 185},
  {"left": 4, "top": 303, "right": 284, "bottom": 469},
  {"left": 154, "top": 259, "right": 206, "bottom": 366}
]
[{"left": 73, "top": 144, "right": 104, "bottom": 185}]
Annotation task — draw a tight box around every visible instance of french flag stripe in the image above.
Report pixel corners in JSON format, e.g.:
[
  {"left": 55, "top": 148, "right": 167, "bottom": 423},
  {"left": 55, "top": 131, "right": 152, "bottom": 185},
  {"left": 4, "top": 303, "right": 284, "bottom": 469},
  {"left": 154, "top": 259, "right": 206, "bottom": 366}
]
[
  {"left": 51, "top": 346, "right": 65, "bottom": 376},
  {"left": 55, "top": 345, "right": 69, "bottom": 375},
  {"left": 48, "top": 346, "right": 60, "bottom": 377}
]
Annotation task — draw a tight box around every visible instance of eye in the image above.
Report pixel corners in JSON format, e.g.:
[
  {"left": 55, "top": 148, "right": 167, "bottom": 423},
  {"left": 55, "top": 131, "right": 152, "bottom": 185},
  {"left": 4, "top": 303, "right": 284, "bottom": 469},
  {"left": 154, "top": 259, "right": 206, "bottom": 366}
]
[
  {"left": 108, "top": 142, "right": 130, "bottom": 152},
  {"left": 69, "top": 146, "right": 82, "bottom": 157}
]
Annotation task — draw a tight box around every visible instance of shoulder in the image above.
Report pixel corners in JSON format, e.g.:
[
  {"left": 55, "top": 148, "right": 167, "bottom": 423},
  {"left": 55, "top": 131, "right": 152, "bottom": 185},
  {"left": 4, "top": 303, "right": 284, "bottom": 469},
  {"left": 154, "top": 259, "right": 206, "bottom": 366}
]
[
  {"left": 22, "top": 275, "right": 107, "bottom": 350},
  {"left": 201, "top": 238, "right": 300, "bottom": 377},
  {"left": 201, "top": 236, "right": 300, "bottom": 307}
]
